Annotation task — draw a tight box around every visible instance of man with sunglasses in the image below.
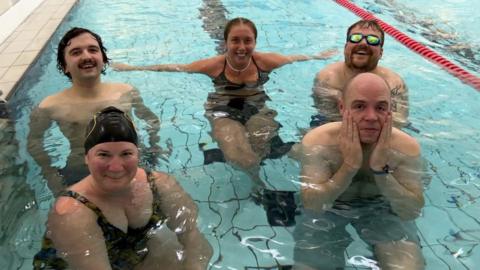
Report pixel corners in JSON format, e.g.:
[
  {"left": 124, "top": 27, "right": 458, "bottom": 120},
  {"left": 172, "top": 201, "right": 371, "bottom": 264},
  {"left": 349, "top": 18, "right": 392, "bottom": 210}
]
[
  {"left": 311, "top": 20, "right": 409, "bottom": 128},
  {"left": 27, "top": 27, "right": 163, "bottom": 195}
]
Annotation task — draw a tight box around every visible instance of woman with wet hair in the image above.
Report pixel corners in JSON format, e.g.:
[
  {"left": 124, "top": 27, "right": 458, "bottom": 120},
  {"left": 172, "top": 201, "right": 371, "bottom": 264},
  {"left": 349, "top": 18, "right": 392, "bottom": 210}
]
[{"left": 112, "top": 17, "right": 335, "bottom": 191}]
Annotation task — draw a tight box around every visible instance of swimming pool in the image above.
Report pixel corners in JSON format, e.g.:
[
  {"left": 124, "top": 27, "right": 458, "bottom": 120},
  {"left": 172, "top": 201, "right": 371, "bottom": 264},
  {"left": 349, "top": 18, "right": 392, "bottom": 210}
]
[{"left": 1, "top": 0, "right": 479, "bottom": 269}]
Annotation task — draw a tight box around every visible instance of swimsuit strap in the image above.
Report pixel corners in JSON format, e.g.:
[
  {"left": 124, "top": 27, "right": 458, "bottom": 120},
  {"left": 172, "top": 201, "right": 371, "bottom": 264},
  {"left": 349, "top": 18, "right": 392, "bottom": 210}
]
[
  {"left": 251, "top": 55, "right": 270, "bottom": 85},
  {"left": 222, "top": 56, "right": 228, "bottom": 73},
  {"left": 143, "top": 170, "right": 167, "bottom": 224},
  {"left": 251, "top": 56, "right": 262, "bottom": 72},
  {"left": 59, "top": 190, "right": 104, "bottom": 218}
]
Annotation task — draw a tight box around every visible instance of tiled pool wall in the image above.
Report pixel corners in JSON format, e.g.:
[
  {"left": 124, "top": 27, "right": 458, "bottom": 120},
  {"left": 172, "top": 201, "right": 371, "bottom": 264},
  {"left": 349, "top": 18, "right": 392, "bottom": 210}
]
[{"left": 0, "top": 0, "right": 77, "bottom": 104}]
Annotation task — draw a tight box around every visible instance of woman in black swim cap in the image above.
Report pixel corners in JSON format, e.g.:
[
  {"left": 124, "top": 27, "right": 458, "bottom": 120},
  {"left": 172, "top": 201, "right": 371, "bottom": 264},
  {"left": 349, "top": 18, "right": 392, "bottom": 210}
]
[
  {"left": 34, "top": 106, "right": 212, "bottom": 270},
  {"left": 84, "top": 106, "right": 138, "bottom": 154}
]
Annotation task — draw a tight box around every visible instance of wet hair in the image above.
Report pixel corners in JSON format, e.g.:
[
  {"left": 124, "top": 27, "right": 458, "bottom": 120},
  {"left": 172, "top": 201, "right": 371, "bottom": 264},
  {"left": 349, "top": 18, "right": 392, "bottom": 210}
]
[
  {"left": 84, "top": 106, "right": 138, "bottom": 154},
  {"left": 347, "top": 20, "right": 385, "bottom": 46},
  {"left": 57, "top": 27, "right": 110, "bottom": 80},
  {"left": 223, "top": 17, "right": 258, "bottom": 41}
]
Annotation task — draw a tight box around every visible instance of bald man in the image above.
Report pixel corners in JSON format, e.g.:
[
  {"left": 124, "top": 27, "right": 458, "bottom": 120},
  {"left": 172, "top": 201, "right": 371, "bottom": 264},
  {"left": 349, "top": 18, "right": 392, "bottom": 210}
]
[{"left": 294, "top": 73, "right": 425, "bottom": 270}]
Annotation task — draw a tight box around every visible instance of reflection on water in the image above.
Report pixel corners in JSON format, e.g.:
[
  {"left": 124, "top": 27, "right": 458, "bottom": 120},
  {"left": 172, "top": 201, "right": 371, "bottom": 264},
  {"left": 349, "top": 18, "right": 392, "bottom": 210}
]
[{"left": 0, "top": 113, "right": 43, "bottom": 269}]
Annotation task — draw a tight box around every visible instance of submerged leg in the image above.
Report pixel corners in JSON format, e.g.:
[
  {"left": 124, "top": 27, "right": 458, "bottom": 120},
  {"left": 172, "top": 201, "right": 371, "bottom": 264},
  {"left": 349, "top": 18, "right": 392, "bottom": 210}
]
[
  {"left": 210, "top": 117, "right": 265, "bottom": 189},
  {"left": 245, "top": 107, "right": 279, "bottom": 159},
  {"left": 374, "top": 240, "right": 425, "bottom": 270}
]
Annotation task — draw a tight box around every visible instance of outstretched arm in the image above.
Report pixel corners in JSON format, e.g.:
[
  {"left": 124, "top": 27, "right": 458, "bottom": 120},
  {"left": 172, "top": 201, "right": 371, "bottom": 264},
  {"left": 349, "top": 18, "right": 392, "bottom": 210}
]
[
  {"left": 256, "top": 48, "right": 337, "bottom": 70},
  {"left": 111, "top": 56, "right": 222, "bottom": 77},
  {"left": 155, "top": 173, "right": 212, "bottom": 269},
  {"left": 111, "top": 62, "right": 188, "bottom": 72}
]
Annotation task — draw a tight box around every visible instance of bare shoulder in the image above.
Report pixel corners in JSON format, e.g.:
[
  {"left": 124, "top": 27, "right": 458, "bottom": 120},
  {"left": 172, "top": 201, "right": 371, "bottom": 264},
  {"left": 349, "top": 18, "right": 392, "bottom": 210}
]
[
  {"left": 302, "top": 122, "right": 340, "bottom": 146},
  {"left": 53, "top": 196, "right": 88, "bottom": 215},
  {"left": 391, "top": 128, "right": 420, "bottom": 156},
  {"left": 38, "top": 89, "right": 70, "bottom": 109},
  {"left": 104, "top": 82, "right": 134, "bottom": 93},
  {"left": 377, "top": 66, "right": 404, "bottom": 86},
  {"left": 247, "top": 52, "right": 274, "bottom": 71},
  {"left": 151, "top": 170, "right": 179, "bottom": 192},
  {"left": 188, "top": 55, "right": 224, "bottom": 76},
  {"left": 315, "top": 62, "right": 344, "bottom": 88},
  {"left": 49, "top": 195, "right": 97, "bottom": 230}
]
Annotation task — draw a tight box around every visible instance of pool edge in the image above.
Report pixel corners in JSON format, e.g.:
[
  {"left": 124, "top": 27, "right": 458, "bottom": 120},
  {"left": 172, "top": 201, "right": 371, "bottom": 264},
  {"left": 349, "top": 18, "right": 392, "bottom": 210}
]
[{"left": 0, "top": 0, "right": 78, "bottom": 104}]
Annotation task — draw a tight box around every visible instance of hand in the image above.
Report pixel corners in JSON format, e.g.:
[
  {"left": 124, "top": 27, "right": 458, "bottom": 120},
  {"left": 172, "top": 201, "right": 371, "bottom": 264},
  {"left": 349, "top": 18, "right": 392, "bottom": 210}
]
[
  {"left": 369, "top": 112, "right": 392, "bottom": 171},
  {"left": 339, "top": 110, "right": 362, "bottom": 170},
  {"left": 315, "top": 48, "right": 338, "bottom": 60},
  {"left": 110, "top": 62, "right": 133, "bottom": 71}
]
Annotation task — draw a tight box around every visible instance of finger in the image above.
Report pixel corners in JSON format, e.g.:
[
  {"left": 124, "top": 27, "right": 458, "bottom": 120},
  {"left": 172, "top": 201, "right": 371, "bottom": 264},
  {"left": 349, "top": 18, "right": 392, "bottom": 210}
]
[
  {"left": 353, "top": 121, "right": 360, "bottom": 145},
  {"left": 380, "top": 112, "right": 391, "bottom": 144},
  {"left": 347, "top": 110, "right": 353, "bottom": 141},
  {"left": 341, "top": 109, "right": 348, "bottom": 138},
  {"left": 387, "top": 112, "right": 392, "bottom": 139},
  {"left": 378, "top": 116, "right": 387, "bottom": 144}
]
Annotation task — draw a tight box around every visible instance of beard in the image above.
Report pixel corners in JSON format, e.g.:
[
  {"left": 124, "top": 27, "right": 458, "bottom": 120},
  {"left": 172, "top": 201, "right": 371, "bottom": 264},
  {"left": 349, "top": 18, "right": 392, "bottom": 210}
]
[{"left": 345, "top": 44, "right": 379, "bottom": 72}]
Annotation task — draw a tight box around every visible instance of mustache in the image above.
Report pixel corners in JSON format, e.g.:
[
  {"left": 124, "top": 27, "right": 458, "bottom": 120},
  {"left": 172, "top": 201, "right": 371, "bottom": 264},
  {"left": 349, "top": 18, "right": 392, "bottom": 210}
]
[
  {"left": 352, "top": 44, "right": 373, "bottom": 54},
  {"left": 78, "top": 59, "right": 97, "bottom": 67}
]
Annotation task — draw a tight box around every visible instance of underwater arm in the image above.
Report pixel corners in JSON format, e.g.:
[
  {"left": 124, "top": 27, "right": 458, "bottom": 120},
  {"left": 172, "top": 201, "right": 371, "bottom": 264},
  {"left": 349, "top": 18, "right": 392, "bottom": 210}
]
[
  {"left": 27, "top": 106, "right": 64, "bottom": 192},
  {"left": 155, "top": 173, "right": 212, "bottom": 269},
  {"left": 370, "top": 121, "right": 424, "bottom": 220},
  {"left": 300, "top": 144, "right": 357, "bottom": 212},
  {"left": 373, "top": 156, "right": 425, "bottom": 220},
  {"left": 130, "top": 87, "right": 161, "bottom": 150},
  {"left": 129, "top": 86, "right": 172, "bottom": 169}
]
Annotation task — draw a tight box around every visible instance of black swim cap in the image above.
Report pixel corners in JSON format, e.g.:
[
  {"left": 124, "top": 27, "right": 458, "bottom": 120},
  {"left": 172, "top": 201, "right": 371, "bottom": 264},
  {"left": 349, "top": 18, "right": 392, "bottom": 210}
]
[{"left": 84, "top": 106, "right": 138, "bottom": 154}]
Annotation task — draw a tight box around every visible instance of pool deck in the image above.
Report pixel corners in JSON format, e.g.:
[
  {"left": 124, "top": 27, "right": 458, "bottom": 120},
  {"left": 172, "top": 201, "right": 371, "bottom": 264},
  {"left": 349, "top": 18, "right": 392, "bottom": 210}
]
[{"left": 0, "top": 0, "right": 77, "bottom": 102}]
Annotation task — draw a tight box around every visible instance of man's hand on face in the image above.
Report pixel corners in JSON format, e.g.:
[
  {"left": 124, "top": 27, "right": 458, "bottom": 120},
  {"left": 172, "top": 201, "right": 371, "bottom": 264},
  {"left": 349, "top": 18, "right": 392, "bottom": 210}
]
[{"left": 339, "top": 110, "right": 363, "bottom": 171}]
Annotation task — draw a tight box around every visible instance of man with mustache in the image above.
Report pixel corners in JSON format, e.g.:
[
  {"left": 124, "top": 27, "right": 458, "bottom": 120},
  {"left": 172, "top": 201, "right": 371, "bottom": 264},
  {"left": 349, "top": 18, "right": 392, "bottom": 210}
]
[
  {"left": 294, "top": 72, "right": 425, "bottom": 270},
  {"left": 311, "top": 20, "right": 409, "bottom": 128},
  {"left": 27, "top": 27, "right": 161, "bottom": 195}
]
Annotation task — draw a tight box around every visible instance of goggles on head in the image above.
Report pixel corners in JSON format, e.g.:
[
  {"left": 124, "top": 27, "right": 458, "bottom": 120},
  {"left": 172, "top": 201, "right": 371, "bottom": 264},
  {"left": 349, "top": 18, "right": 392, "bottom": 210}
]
[{"left": 347, "top": 33, "right": 382, "bottom": 46}]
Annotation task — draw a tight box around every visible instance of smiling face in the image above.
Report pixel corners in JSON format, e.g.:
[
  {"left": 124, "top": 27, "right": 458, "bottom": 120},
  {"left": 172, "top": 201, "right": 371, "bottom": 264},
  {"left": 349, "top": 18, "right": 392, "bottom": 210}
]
[
  {"left": 225, "top": 23, "right": 257, "bottom": 66},
  {"left": 340, "top": 73, "right": 391, "bottom": 144},
  {"left": 63, "top": 33, "right": 105, "bottom": 82},
  {"left": 344, "top": 25, "right": 383, "bottom": 72},
  {"left": 85, "top": 141, "right": 139, "bottom": 191}
]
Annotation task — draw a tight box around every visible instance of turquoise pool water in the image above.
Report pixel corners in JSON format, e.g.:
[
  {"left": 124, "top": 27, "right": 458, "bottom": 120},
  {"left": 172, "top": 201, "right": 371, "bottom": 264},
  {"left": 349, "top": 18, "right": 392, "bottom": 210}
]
[{"left": 1, "top": 0, "right": 479, "bottom": 269}]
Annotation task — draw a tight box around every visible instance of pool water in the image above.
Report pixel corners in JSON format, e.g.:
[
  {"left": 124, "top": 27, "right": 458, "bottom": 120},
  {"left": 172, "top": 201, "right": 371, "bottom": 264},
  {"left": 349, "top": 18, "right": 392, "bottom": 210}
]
[{"left": 1, "top": 0, "right": 479, "bottom": 269}]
